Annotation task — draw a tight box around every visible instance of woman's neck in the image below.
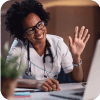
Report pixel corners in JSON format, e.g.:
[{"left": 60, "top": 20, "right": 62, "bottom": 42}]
[{"left": 32, "top": 42, "right": 46, "bottom": 56}]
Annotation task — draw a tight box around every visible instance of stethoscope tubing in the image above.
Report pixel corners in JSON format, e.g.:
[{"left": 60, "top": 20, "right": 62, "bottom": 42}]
[
  {"left": 25, "top": 39, "right": 55, "bottom": 78},
  {"left": 44, "top": 63, "right": 54, "bottom": 78}
]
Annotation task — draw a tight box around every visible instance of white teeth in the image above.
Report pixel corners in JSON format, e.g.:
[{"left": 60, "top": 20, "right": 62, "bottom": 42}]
[{"left": 37, "top": 34, "right": 43, "bottom": 39}]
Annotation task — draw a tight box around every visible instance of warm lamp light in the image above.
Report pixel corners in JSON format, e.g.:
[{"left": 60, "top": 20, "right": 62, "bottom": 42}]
[{"left": 43, "top": 0, "right": 98, "bottom": 9}]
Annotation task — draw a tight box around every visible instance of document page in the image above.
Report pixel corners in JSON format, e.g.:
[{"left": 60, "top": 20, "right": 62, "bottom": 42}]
[{"left": 59, "top": 83, "right": 84, "bottom": 90}]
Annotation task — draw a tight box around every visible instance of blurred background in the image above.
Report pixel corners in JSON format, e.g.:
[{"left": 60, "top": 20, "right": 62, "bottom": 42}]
[{"left": 1, "top": 0, "right": 100, "bottom": 82}]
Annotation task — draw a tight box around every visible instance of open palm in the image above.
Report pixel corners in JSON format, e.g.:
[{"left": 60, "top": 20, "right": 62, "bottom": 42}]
[{"left": 69, "top": 26, "right": 90, "bottom": 57}]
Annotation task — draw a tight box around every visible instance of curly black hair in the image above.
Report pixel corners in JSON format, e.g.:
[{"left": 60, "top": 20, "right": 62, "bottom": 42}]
[{"left": 5, "top": 0, "right": 50, "bottom": 42}]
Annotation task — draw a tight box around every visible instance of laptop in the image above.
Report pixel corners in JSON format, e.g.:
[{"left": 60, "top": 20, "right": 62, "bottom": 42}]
[{"left": 49, "top": 39, "right": 100, "bottom": 100}]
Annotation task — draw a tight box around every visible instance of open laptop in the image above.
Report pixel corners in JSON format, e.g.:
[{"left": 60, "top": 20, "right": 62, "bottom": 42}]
[{"left": 49, "top": 39, "right": 100, "bottom": 100}]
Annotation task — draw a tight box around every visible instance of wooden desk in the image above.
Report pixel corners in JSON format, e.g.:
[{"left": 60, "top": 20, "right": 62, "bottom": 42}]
[{"left": 14, "top": 83, "right": 84, "bottom": 100}]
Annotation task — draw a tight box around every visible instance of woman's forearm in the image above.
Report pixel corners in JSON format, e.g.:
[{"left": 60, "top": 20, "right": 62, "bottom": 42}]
[
  {"left": 16, "top": 78, "right": 38, "bottom": 89},
  {"left": 72, "top": 57, "right": 83, "bottom": 82}
]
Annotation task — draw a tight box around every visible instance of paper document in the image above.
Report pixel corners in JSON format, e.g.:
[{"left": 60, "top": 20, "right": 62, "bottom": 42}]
[{"left": 59, "top": 83, "right": 84, "bottom": 90}]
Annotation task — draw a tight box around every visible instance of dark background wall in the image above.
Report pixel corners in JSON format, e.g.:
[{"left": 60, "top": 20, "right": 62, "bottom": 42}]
[
  {"left": 1, "top": 0, "right": 100, "bottom": 81},
  {"left": 46, "top": 6, "right": 100, "bottom": 81}
]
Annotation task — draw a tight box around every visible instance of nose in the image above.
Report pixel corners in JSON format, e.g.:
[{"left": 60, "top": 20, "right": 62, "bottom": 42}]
[{"left": 34, "top": 27, "right": 42, "bottom": 35}]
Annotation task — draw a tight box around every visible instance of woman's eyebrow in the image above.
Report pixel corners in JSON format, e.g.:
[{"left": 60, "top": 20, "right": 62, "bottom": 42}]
[{"left": 26, "top": 21, "right": 41, "bottom": 30}]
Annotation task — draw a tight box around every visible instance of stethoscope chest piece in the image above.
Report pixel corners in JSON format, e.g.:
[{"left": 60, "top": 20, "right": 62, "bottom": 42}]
[
  {"left": 25, "top": 68, "right": 32, "bottom": 76},
  {"left": 44, "top": 75, "right": 47, "bottom": 78}
]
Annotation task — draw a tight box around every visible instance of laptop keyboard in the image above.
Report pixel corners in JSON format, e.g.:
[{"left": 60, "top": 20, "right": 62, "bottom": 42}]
[{"left": 72, "top": 91, "right": 84, "bottom": 96}]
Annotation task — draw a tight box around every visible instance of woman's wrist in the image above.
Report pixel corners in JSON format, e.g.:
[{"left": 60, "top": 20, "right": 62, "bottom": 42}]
[
  {"left": 72, "top": 56, "right": 81, "bottom": 64},
  {"left": 73, "top": 59, "right": 82, "bottom": 67}
]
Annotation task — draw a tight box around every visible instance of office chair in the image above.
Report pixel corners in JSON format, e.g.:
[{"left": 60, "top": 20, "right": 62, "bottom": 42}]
[{"left": 57, "top": 67, "right": 74, "bottom": 83}]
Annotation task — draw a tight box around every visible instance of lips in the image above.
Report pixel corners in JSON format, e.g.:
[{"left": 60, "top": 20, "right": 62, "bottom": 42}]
[{"left": 35, "top": 34, "right": 43, "bottom": 39}]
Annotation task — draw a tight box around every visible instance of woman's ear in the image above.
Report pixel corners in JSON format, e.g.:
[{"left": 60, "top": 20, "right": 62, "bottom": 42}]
[
  {"left": 23, "top": 35, "right": 26, "bottom": 38},
  {"left": 23, "top": 37, "right": 26, "bottom": 38}
]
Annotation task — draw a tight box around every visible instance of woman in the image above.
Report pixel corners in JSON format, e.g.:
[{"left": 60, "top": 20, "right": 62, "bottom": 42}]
[{"left": 5, "top": 0, "right": 90, "bottom": 92}]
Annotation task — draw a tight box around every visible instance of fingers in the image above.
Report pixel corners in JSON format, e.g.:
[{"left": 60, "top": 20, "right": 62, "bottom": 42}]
[
  {"left": 41, "top": 78, "right": 60, "bottom": 92},
  {"left": 68, "top": 36, "right": 73, "bottom": 47},
  {"left": 81, "top": 29, "right": 90, "bottom": 44},
  {"left": 41, "top": 82, "right": 52, "bottom": 91},
  {"left": 84, "top": 34, "right": 90, "bottom": 44},
  {"left": 79, "top": 26, "right": 85, "bottom": 39},
  {"left": 74, "top": 26, "right": 90, "bottom": 42},
  {"left": 50, "top": 78, "right": 61, "bottom": 91},
  {"left": 46, "top": 79, "right": 57, "bottom": 91},
  {"left": 41, "top": 85, "right": 48, "bottom": 92},
  {"left": 81, "top": 29, "right": 88, "bottom": 41},
  {"left": 51, "top": 83, "right": 57, "bottom": 91},
  {"left": 74, "top": 26, "right": 79, "bottom": 38},
  {"left": 80, "top": 27, "right": 90, "bottom": 44}
]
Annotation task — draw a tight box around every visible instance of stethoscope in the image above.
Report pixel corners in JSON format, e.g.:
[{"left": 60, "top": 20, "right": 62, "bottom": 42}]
[
  {"left": 25, "top": 39, "right": 57, "bottom": 78},
  {"left": 25, "top": 39, "right": 32, "bottom": 76},
  {"left": 43, "top": 39, "right": 54, "bottom": 78}
]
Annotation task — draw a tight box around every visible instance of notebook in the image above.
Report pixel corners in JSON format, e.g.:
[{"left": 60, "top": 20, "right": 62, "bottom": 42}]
[{"left": 50, "top": 39, "right": 100, "bottom": 100}]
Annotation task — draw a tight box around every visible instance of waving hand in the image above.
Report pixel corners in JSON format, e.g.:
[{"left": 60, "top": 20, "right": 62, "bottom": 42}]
[{"left": 69, "top": 26, "right": 90, "bottom": 58}]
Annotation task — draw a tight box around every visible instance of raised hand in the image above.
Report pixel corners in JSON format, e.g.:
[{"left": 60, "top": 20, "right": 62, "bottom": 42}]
[{"left": 68, "top": 26, "right": 90, "bottom": 59}]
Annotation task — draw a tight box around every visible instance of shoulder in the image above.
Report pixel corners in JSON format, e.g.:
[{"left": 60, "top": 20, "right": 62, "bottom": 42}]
[
  {"left": 46, "top": 34, "right": 63, "bottom": 41},
  {"left": 9, "top": 38, "right": 25, "bottom": 53},
  {"left": 46, "top": 34, "right": 69, "bottom": 52},
  {"left": 46, "top": 34, "right": 64, "bottom": 46},
  {"left": 10, "top": 38, "right": 24, "bottom": 49}
]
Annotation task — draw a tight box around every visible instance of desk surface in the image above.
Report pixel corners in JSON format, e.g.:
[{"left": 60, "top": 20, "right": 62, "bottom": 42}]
[{"left": 14, "top": 83, "right": 85, "bottom": 100}]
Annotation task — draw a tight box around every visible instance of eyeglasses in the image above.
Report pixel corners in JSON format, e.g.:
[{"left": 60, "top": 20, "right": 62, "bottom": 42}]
[{"left": 25, "top": 20, "right": 45, "bottom": 35}]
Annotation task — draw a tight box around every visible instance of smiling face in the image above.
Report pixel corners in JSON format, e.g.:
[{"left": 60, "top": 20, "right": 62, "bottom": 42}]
[{"left": 22, "top": 13, "right": 47, "bottom": 46}]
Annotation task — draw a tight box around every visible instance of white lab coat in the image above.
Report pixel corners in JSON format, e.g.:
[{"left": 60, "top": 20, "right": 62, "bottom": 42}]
[{"left": 6, "top": 34, "right": 73, "bottom": 80}]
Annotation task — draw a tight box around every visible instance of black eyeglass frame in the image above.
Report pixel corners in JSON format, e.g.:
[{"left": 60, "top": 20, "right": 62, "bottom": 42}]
[{"left": 24, "top": 20, "right": 45, "bottom": 35}]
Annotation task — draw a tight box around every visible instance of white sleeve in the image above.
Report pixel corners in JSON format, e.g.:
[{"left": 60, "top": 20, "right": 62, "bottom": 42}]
[
  {"left": 60, "top": 40, "right": 73, "bottom": 74},
  {"left": 6, "top": 39, "right": 27, "bottom": 78},
  {"left": 6, "top": 39, "right": 21, "bottom": 68}
]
